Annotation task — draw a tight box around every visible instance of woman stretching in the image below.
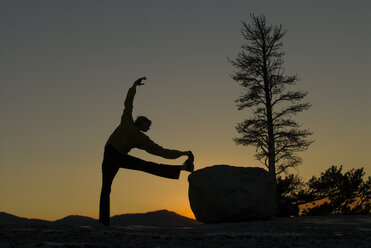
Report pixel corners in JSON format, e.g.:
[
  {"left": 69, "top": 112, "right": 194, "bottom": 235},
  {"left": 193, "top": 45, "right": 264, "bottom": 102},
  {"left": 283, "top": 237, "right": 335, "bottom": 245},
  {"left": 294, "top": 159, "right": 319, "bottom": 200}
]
[{"left": 99, "top": 77, "right": 194, "bottom": 225}]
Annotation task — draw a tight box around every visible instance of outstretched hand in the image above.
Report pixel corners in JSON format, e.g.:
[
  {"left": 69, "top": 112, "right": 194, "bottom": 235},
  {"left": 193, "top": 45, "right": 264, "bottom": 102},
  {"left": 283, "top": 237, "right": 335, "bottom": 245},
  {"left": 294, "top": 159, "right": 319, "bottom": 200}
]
[{"left": 133, "top": 76, "right": 147, "bottom": 87}]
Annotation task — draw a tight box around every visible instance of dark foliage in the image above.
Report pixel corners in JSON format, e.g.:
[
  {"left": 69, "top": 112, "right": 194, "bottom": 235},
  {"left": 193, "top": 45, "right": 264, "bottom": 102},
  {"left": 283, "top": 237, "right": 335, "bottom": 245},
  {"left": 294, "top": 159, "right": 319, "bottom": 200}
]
[
  {"left": 281, "top": 166, "right": 371, "bottom": 215},
  {"left": 276, "top": 174, "right": 304, "bottom": 216},
  {"left": 277, "top": 173, "right": 304, "bottom": 199},
  {"left": 301, "top": 166, "right": 371, "bottom": 215},
  {"left": 229, "top": 14, "right": 313, "bottom": 178}
]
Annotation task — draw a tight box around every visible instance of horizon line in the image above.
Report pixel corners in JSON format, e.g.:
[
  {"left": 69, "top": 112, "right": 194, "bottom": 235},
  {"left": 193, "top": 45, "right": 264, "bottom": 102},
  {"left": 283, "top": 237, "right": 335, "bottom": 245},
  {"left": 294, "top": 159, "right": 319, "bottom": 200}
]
[{"left": 0, "top": 209, "right": 197, "bottom": 222}]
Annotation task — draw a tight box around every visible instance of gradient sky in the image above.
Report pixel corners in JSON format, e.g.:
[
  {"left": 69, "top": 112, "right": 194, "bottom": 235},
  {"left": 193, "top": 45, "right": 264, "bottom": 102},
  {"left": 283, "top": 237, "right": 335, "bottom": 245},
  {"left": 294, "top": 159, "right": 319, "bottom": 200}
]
[{"left": 1, "top": 0, "right": 370, "bottom": 220}]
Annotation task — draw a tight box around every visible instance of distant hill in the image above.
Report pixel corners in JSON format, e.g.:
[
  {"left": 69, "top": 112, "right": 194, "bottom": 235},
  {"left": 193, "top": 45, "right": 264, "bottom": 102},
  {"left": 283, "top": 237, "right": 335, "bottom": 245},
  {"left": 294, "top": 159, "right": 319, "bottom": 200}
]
[
  {"left": 111, "top": 209, "right": 201, "bottom": 227},
  {"left": 0, "top": 212, "right": 48, "bottom": 225},
  {"left": 0, "top": 210, "right": 201, "bottom": 227},
  {"left": 54, "top": 215, "right": 98, "bottom": 226}
]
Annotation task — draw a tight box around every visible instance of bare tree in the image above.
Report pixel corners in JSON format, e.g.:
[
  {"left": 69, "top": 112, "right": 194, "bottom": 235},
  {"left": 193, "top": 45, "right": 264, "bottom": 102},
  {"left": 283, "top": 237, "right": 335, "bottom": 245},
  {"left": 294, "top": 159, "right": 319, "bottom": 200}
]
[{"left": 229, "top": 14, "right": 313, "bottom": 180}]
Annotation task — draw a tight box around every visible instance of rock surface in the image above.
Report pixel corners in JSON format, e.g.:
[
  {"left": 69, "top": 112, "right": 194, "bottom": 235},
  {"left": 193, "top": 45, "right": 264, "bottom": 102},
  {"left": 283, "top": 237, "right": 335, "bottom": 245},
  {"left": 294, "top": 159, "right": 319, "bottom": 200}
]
[
  {"left": 188, "top": 165, "right": 276, "bottom": 223},
  {"left": 2, "top": 216, "right": 371, "bottom": 248}
]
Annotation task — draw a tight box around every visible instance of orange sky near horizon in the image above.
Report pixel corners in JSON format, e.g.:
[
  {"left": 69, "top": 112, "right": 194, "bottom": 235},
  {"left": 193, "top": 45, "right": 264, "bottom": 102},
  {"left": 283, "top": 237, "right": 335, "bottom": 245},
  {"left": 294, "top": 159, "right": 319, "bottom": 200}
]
[{"left": 1, "top": 0, "right": 370, "bottom": 221}]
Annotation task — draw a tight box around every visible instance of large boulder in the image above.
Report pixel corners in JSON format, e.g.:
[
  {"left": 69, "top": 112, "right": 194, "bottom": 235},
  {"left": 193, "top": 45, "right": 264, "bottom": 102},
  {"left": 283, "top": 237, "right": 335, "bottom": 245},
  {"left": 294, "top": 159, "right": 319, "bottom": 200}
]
[{"left": 188, "top": 165, "right": 276, "bottom": 223}]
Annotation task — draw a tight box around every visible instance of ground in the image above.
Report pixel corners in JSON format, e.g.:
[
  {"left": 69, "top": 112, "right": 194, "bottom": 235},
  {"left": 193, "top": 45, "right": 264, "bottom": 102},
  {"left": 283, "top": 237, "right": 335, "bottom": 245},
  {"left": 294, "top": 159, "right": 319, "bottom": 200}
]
[{"left": 1, "top": 215, "right": 370, "bottom": 247}]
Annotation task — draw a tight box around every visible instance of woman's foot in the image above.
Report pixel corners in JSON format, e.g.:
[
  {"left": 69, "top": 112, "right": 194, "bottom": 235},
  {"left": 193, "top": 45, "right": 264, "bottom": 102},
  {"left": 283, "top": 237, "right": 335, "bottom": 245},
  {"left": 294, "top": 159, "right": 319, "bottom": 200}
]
[{"left": 182, "top": 152, "right": 194, "bottom": 172}]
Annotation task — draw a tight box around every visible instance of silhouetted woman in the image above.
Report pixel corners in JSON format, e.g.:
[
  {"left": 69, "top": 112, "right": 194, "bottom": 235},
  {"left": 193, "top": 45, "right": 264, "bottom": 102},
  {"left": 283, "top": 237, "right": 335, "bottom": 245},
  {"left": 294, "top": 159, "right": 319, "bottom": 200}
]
[{"left": 99, "top": 77, "right": 194, "bottom": 225}]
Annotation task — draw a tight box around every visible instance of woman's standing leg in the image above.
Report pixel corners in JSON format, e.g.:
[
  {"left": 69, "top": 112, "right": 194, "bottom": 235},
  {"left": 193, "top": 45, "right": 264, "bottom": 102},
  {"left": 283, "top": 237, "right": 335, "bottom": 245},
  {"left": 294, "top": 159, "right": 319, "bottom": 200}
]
[{"left": 99, "top": 147, "right": 119, "bottom": 225}]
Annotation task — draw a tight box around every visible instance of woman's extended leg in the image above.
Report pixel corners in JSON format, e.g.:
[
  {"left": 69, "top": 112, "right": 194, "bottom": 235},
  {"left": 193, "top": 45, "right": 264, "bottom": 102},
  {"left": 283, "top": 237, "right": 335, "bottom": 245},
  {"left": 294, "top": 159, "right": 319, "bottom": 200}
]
[
  {"left": 105, "top": 144, "right": 182, "bottom": 179},
  {"left": 119, "top": 154, "right": 182, "bottom": 179}
]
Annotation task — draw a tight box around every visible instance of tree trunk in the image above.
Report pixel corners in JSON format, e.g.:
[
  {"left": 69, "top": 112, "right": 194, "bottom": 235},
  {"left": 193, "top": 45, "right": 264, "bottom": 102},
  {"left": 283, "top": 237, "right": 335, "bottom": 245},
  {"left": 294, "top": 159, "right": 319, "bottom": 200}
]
[
  {"left": 261, "top": 34, "right": 276, "bottom": 182},
  {"left": 266, "top": 105, "right": 276, "bottom": 178}
]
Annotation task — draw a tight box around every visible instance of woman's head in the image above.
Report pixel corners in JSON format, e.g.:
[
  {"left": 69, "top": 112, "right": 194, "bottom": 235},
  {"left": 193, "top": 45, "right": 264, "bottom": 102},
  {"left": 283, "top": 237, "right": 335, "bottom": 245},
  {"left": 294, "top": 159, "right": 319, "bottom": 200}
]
[{"left": 135, "top": 116, "right": 152, "bottom": 132}]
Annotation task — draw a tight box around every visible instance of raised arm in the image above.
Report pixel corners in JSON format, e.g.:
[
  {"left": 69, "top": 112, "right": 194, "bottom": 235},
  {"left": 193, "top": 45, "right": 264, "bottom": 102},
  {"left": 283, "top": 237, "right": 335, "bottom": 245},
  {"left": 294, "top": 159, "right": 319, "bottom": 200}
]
[{"left": 121, "top": 77, "right": 147, "bottom": 122}]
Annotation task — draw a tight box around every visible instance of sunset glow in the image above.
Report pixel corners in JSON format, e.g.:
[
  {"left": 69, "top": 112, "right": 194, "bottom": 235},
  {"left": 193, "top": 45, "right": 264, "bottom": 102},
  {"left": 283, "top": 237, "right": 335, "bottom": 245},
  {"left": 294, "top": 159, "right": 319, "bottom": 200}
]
[{"left": 1, "top": 0, "right": 370, "bottom": 221}]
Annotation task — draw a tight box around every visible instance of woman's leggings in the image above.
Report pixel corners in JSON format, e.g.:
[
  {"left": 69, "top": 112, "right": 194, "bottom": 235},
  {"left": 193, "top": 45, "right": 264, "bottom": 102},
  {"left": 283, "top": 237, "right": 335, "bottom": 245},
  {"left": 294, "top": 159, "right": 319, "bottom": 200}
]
[{"left": 99, "top": 144, "right": 182, "bottom": 225}]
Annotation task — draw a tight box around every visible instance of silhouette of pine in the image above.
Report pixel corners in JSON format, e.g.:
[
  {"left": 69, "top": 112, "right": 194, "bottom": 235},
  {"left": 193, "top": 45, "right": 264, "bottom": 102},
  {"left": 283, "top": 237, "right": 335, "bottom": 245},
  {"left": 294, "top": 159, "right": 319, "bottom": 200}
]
[{"left": 229, "top": 14, "right": 313, "bottom": 180}]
